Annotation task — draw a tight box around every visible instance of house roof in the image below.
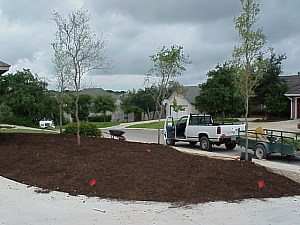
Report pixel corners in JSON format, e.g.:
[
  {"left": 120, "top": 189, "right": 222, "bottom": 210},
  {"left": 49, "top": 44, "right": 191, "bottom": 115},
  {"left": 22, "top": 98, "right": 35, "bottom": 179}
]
[
  {"left": 80, "top": 88, "right": 124, "bottom": 100},
  {"left": 183, "top": 86, "right": 199, "bottom": 104},
  {"left": 80, "top": 88, "right": 107, "bottom": 97},
  {"left": 0, "top": 60, "right": 11, "bottom": 75},
  {"left": 281, "top": 75, "right": 300, "bottom": 96}
]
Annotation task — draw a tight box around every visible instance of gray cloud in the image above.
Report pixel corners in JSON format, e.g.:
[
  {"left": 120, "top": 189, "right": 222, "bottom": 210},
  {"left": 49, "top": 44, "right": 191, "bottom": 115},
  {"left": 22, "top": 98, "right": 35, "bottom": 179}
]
[
  {"left": 89, "top": 0, "right": 240, "bottom": 24},
  {"left": 0, "top": 0, "right": 300, "bottom": 91}
]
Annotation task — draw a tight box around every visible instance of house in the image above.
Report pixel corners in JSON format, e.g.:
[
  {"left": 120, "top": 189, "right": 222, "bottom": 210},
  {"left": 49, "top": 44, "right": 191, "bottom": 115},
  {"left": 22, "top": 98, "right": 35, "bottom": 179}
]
[
  {"left": 283, "top": 73, "right": 300, "bottom": 119},
  {"left": 163, "top": 86, "right": 199, "bottom": 118},
  {"left": 0, "top": 61, "right": 10, "bottom": 75}
]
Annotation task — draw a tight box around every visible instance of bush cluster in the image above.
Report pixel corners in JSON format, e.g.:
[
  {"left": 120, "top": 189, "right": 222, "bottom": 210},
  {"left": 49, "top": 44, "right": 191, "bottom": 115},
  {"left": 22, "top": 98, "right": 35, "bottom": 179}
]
[{"left": 64, "top": 122, "right": 101, "bottom": 137}]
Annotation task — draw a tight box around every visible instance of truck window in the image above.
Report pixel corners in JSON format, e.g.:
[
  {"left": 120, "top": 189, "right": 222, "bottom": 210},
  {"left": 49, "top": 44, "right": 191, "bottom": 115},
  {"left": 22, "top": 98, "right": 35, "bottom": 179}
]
[
  {"left": 189, "top": 115, "right": 212, "bottom": 125},
  {"left": 190, "top": 116, "right": 200, "bottom": 125},
  {"left": 178, "top": 116, "right": 188, "bottom": 125},
  {"left": 203, "top": 116, "right": 212, "bottom": 124}
]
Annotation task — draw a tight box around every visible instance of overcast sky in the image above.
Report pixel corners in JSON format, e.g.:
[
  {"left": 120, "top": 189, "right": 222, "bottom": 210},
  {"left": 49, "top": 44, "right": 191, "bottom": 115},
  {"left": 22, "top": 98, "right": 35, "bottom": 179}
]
[{"left": 1, "top": 0, "right": 299, "bottom": 91}]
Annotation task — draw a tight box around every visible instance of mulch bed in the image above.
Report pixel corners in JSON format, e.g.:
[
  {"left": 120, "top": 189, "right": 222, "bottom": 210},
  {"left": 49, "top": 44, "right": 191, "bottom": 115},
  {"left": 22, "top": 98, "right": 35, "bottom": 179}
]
[{"left": 1, "top": 133, "right": 300, "bottom": 204}]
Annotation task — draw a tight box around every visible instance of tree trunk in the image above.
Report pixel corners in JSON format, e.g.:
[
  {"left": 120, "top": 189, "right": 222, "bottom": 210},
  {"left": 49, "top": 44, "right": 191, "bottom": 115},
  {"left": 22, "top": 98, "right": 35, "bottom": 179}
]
[
  {"left": 157, "top": 105, "right": 163, "bottom": 144},
  {"left": 244, "top": 85, "right": 249, "bottom": 161},
  {"left": 75, "top": 94, "right": 81, "bottom": 146},
  {"left": 59, "top": 99, "right": 63, "bottom": 134}
]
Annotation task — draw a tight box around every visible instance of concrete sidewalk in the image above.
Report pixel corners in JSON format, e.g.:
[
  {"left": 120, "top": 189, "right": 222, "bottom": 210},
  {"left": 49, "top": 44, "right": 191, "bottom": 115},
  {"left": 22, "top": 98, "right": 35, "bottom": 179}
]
[{"left": 1, "top": 176, "right": 299, "bottom": 225}]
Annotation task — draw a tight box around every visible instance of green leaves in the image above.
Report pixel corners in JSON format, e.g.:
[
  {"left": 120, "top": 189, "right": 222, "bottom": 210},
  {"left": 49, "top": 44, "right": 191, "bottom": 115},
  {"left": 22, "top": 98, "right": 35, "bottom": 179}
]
[
  {"left": 195, "top": 63, "right": 243, "bottom": 120},
  {"left": 0, "top": 69, "right": 58, "bottom": 126},
  {"left": 91, "top": 94, "right": 116, "bottom": 116}
]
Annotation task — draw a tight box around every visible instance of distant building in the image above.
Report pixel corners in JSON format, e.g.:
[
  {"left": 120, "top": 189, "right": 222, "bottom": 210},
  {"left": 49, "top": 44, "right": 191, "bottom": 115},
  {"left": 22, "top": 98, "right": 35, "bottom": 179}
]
[
  {"left": 163, "top": 86, "right": 199, "bottom": 118},
  {"left": 283, "top": 73, "right": 300, "bottom": 119},
  {"left": 0, "top": 61, "right": 11, "bottom": 75}
]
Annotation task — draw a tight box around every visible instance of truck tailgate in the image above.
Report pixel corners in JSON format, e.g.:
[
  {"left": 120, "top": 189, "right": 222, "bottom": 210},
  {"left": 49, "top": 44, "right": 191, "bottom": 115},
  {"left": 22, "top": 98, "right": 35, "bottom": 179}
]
[{"left": 220, "top": 124, "right": 245, "bottom": 136}]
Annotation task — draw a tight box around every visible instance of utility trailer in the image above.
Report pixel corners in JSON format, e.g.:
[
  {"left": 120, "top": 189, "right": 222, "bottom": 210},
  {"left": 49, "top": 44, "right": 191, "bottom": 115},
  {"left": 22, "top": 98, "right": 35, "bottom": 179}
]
[{"left": 238, "top": 128, "right": 300, "bottom": 159}]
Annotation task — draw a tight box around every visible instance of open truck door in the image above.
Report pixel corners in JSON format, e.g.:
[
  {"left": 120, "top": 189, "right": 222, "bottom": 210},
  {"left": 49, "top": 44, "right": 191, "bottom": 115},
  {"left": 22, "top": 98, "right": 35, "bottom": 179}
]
[{"left": 164, "top": 116, "right": 175, "bottom": 145}]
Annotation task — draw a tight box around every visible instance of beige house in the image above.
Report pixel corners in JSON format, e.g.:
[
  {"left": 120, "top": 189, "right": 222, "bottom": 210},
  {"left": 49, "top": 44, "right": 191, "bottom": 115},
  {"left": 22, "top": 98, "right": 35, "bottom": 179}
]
[
  {"left": 0, "top": 61, "right": 10, "bottom": 75},
  {"left": 164, "top": 86, "right": 199, "bottom": 118}
]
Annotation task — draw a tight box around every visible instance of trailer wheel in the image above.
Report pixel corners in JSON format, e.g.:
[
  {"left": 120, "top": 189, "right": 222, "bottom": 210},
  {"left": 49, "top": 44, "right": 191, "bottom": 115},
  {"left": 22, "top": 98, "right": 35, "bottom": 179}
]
[
  {"left": 254, "top": 144, "right": 267, "bottom": 159},
  {"left": 199, "top": 136, "right": 212, "bottom": 151},
  {"left": 225, "top": 143, "right": 236, "bottom": 150},
  {"left": 166, "top": 139, "right": 175, "bottom": 146}
]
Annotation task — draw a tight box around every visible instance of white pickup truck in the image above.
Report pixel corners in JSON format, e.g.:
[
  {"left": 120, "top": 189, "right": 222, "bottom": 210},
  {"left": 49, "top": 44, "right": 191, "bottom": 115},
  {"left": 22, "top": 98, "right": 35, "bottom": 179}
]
[{"left": 164, "top": 114, "right": 245, "bottom": 151}]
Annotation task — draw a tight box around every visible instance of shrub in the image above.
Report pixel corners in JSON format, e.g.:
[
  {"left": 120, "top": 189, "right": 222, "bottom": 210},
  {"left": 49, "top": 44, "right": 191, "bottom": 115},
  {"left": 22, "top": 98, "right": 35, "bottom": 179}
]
[{"left": 64, "top": 122, "right": 101, "bottom": 137}]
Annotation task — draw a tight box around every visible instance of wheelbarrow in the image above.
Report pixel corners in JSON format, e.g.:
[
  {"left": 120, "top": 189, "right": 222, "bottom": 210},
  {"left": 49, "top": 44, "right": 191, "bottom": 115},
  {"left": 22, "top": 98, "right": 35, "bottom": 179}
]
[{"left": 109, "top": 129, "right": 126, "bottom": 140}]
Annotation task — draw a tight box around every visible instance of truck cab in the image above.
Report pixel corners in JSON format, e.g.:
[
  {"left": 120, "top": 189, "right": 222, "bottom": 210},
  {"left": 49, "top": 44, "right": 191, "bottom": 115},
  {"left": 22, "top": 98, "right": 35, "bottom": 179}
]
[
  {"left": 164, "top": 114, "right": 213, "bottom": 145},
  {"left": 164, "top": 114, "right": 245, "bottom": 151}
]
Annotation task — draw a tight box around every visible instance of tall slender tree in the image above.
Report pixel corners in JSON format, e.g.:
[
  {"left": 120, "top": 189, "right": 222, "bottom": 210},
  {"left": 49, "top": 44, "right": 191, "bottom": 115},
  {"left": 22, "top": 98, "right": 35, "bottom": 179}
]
[
  {"left": 145, "top": 45, "right": 191, "bottom": 144},
  {"left": 232, "top": 0, "right": 268, "bottom": 160},
  {"left": 52, "top": 9, "right": 111, "bottom": 145}
]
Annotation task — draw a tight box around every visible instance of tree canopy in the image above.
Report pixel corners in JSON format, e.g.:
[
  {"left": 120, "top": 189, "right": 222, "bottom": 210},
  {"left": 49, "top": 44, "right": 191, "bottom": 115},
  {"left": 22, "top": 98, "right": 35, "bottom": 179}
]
[
  {"left": 0, "top": 69, "right": 58, "bottom": 126},
  {"left": 91, "top": 94, "right": 116, "bottom": 121},
  {"left": 253, "top": 52, "right": 289, "bottom": 118},
  {"left": 195, "top": 63, "right": 243, "bottom": 122}
]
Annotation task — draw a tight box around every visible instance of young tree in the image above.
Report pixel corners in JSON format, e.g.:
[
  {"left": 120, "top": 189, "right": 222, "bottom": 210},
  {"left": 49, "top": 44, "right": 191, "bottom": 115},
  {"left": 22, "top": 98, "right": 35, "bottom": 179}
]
[
  {"left": 232, "top": 0, "right": 268, "bottom": 160},
  {"left": 52, "top": 9, "right": 110, "bottom": 145},
  {"left": 52, "top": 42, "right": 72, "bottom": 134},
  {"left": 145, "top": 45, "right": 191, "bottom": 144}
]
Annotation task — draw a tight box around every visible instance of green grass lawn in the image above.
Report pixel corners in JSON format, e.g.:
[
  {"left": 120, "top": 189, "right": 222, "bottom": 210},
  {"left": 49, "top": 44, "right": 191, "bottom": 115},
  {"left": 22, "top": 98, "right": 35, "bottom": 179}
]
[
  {"left": 0, "top": 121, "right": 121, "bottom": 134},
  {"left": 0, "top": 128, "right": 57, "bottom": 134},
  {"left": 126, "top": 121, "right": 165, "bottom": 129},
  {"left": 92, "top": 122, "right": 121, "bottom": 128}
]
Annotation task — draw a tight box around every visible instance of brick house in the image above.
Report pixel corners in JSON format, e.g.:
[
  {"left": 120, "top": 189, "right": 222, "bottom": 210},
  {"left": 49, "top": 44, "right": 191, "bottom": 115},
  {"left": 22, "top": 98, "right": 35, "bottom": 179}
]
[{"left": 283, "top": 74, "right": 300, "bottom": 119}]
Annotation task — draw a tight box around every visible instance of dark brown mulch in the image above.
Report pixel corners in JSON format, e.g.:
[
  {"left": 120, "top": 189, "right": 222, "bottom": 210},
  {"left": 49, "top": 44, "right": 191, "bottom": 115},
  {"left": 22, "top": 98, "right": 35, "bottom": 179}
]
[{"left": 1, "top": 133, "right": 300, "bottom": 204}]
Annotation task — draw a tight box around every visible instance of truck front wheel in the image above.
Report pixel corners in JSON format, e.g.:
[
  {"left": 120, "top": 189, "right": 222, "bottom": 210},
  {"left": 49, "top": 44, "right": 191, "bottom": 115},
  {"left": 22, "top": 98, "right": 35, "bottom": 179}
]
[{"left": 199, "top": 136, "right": 212, "bottom": 151}]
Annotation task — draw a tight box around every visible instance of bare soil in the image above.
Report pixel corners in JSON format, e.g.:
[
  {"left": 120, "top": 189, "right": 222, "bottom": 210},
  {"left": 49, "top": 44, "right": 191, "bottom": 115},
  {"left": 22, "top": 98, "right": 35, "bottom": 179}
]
[{"left": 1, "top": 133, "right": 300, "bottom": 204}]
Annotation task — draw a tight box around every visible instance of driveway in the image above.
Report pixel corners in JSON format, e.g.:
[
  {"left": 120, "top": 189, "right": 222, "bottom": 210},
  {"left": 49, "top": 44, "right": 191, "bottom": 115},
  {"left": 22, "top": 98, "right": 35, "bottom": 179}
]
[{"left": 1, "top": 120, "right": 300, "bottom": 224}]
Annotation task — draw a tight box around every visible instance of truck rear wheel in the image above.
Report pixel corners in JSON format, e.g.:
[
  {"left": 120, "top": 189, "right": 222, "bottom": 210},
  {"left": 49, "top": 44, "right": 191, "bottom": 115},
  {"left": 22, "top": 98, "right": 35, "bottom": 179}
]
[
  {"left": 166, "top": 139, "right": 175, "bottom": 146},
  {"left": 199, "top": 136, "right": 212, "bottom": 151},
  {"left": 254, "top": 144, "right": 267, "bottom": 159},
  {"left": 225, "top": 143, "right": 236, "bottom": 150}
]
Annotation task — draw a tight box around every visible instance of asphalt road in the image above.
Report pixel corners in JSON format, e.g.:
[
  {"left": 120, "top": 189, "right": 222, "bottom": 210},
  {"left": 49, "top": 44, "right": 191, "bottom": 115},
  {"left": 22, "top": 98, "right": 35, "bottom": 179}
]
[{"left": 102, "top": 127, "right": 300, "bottom": 167}]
